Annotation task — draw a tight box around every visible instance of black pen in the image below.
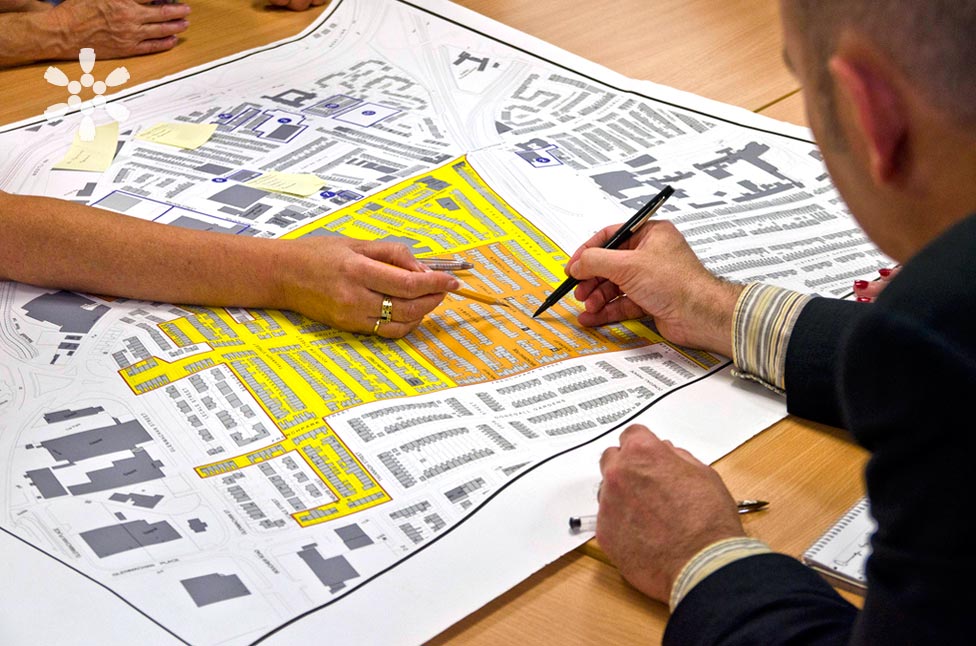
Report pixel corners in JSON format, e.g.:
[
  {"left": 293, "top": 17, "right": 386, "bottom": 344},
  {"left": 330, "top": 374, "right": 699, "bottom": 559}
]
[
  {"left": 568, "top": 499, "right": 768, "bottom": 533},
  {"left": 533, "top": 185, "right": 675, "bottom": 318}
]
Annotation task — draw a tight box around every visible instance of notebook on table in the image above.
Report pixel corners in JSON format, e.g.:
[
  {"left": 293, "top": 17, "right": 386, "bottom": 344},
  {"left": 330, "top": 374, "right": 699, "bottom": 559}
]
[{"left": 801, "top": 496, "right": 875, "bottom": 594}]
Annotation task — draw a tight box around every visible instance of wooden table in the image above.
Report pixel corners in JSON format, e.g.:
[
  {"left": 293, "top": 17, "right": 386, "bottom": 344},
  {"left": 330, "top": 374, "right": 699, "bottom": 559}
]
[
  {"left": 0, "top": 1, "right": 865, "bottom": 644},
  {"left": 0, "top": 2, "right": 331, "bottom": 124}
]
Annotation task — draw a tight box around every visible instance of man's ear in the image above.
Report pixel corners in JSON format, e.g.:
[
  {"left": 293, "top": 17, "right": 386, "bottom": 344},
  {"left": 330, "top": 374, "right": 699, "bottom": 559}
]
[{"left": 828, "top": 52, "right": 909, "bottom": 185}]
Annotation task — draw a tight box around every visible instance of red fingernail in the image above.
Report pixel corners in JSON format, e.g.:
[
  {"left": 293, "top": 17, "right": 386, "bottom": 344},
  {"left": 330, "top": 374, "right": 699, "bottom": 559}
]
[
  {"left": 857, "top": 297, "right": 871, "bottom": 303},
  {"left": 878, "top": 268, "right": 892, "bottom": 278},
  {"left": 854, "top": 280, "right": 869, "bottom": 290}
]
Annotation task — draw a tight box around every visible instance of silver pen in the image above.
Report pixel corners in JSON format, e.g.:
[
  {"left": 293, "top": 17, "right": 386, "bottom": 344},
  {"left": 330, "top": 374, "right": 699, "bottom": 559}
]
[
  {"left": 735, "top": 499, "right": 770, "bottom": 514},
  {"left": 418, "top": 258, "right": 474, "bottom": 271},
  {"left": 569, "top": 500, "right": 769, "bottom": 533}
]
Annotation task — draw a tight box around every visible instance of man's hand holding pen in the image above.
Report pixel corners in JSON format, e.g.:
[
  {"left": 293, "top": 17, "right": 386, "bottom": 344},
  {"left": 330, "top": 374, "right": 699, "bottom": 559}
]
[{"left": 565, "top": 218, "right": 743, "bottom": 358}]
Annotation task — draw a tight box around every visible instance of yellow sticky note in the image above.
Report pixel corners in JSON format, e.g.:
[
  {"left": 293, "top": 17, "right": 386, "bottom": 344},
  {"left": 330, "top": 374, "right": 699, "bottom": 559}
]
[
  {"left": 52, "top": 121, "right": 120, "bottom": 172},
  {"left": 136, "top": 122, "right": 218, "bottom": 150},
  {"left": 245, "top": 171, "right": 326, "bottom": 198}
]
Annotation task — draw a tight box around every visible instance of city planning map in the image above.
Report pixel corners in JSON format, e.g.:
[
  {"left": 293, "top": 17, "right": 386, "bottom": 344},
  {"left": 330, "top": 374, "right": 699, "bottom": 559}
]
[{"left": 0, "top": 1, "right": 891, "bottom": 644}]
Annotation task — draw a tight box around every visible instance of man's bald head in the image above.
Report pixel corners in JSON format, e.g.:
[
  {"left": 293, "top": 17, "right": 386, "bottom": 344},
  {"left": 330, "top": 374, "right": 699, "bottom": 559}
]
[{"left": 784, "top": 0, "right": 976, "bottom": 125}]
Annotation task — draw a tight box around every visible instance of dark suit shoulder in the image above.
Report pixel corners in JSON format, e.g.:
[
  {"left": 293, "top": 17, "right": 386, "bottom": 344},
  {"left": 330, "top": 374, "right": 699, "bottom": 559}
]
[{"left": 875, "top": 212, "right": 976, "bottom": 328}]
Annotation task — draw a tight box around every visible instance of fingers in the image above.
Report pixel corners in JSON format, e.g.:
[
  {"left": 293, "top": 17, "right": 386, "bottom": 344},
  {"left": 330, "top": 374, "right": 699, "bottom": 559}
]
[
  {"left": 287, "top": 239, "right": 455, "bottom": 335},
  {"left": 598, "top": 446, "right": 618, "bottom": 481},
  {"left": 360, "top": 240, "right": 425, "bottom": 271},
  {"left": 618, "top": 423, "right": 654, "bottom": 447},
  {"left": 635, "top": 429, "right": 702, "bottom": 466},
  {"left": 574, "top": 276, "right": 643, "bottom": 324},
  {"left": 570, "top": 246, "right": 640, "bottom": 285},
  {"left": 360, "top": 307, "right": 433, "bottom": 340},
  {"left": 567, "top": 219, "right": 663, "bottom": 281},
  {"left": 355, "top": 243, "right": 458, "bottom": 298},
  {"left": 573, "top": 277, "right": 646, "bottom": 325},
  {"left": 853, "top": 266, "right": 901, "bottom": 303},
  {"left": 573, "top": 277, "right": 607, "bottom": 304},
  {"left": 853, "top": 280, "right": 886, "bottom": 302},
  {"left": 372, "top": 265, "right": 457, "bottom": 299},
  {"left": 600, "top": 424, "right": 653, "bottom": 476},
  {"left": 130, "top": 35, "right": 180, "bottom": 56},
  {"left": 577, "top": 295, "right": 645, "bottom": 328},
  {"left": 878, "top": 266, "right": 900, "bottom": 281},
  {"left": 566, "top": 224, "right": 620, "bottom": 269},
  {"left": 372, "top": 291, "right": 446, "bottom": 325},
  {"left": 371, "top": 318, "right": 422, "bottom": 339},
  {"left": 602, "top": 425, "right": 702, "bottom": 468},
  {"left": 569, "top": 246, "right": 648, "bottom": 326},
  {"left": 362, "top": 279, "right": 447, "bottom": 338},
  {"left": 138, "top": 18, "right": 189, "bottom": 41},
  {"left": 266, "top": 0, "right": 323, "bottom": 9},
  {"left": 574, "top": 277, "right": 620, "bottom": 312},
  {"left": 138, "top": 2, "right": 191, "bottom": 22}
]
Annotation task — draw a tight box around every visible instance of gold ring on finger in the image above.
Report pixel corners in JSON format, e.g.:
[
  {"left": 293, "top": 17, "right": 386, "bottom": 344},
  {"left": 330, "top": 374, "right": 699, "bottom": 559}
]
[{"left": 380, "top": 295, "right": 394, "bottom": 323}]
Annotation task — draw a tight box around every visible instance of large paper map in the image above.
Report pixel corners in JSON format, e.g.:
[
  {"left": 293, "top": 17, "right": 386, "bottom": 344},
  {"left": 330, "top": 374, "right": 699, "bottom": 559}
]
[{"left": 0, "top": 1, "right": 890, "bottom": 644}]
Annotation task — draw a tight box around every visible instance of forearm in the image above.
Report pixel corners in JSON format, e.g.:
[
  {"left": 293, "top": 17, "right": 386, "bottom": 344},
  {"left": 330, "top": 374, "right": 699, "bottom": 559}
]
[
  {"left": 0, "top": 12, "right": 63, "bottom": 67},
  {"left": 0, "top": 0, "right": 50, "bottom": 12},
  {"left": 684, "top": 278, "right": 742, "bottom": 357},
  {"left": 0, "top": 192, "right": 288, "bottom": 310}
]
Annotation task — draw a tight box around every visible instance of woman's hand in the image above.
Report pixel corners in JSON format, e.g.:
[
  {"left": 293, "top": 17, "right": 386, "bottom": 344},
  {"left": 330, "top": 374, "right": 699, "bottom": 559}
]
[{"left": 276, "top": 237, "right": 458, "bottom": 338}]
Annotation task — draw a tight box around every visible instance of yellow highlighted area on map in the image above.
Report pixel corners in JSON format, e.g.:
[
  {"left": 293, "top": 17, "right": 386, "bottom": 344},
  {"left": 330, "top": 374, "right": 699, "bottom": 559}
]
[{"left": 119, "top": 155, "right": 719, "bottom": 527}]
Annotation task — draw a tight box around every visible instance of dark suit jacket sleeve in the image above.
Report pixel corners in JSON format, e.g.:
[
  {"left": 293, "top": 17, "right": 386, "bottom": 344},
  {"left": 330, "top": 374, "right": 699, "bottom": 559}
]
[
  {"left": 782, "top": 297, "right": 864, "bottom": 428},
  {"left": 664, "top": 553, "right": 857, "bottom": 645}
]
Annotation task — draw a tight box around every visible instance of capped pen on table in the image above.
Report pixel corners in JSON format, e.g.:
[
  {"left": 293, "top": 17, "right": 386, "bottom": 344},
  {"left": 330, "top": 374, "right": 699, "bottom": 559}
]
[
  {"left": 735, "top": 499, "right": 769, "bottom": 514},
  {"left": 533, "top": 184, "right": 675, "bottom": 318},
  {"left": 568, "top": 499, "right": 769, "bottom": 533}
]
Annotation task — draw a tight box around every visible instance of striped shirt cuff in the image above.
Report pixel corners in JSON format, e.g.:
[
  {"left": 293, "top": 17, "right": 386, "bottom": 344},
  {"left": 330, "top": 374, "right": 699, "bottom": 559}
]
[
  {"left": 730, "top": 283, "right": 812, "bottom": 394},
  {"left": 669, "top": 537, "right": 773, "bottom": 611}
]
